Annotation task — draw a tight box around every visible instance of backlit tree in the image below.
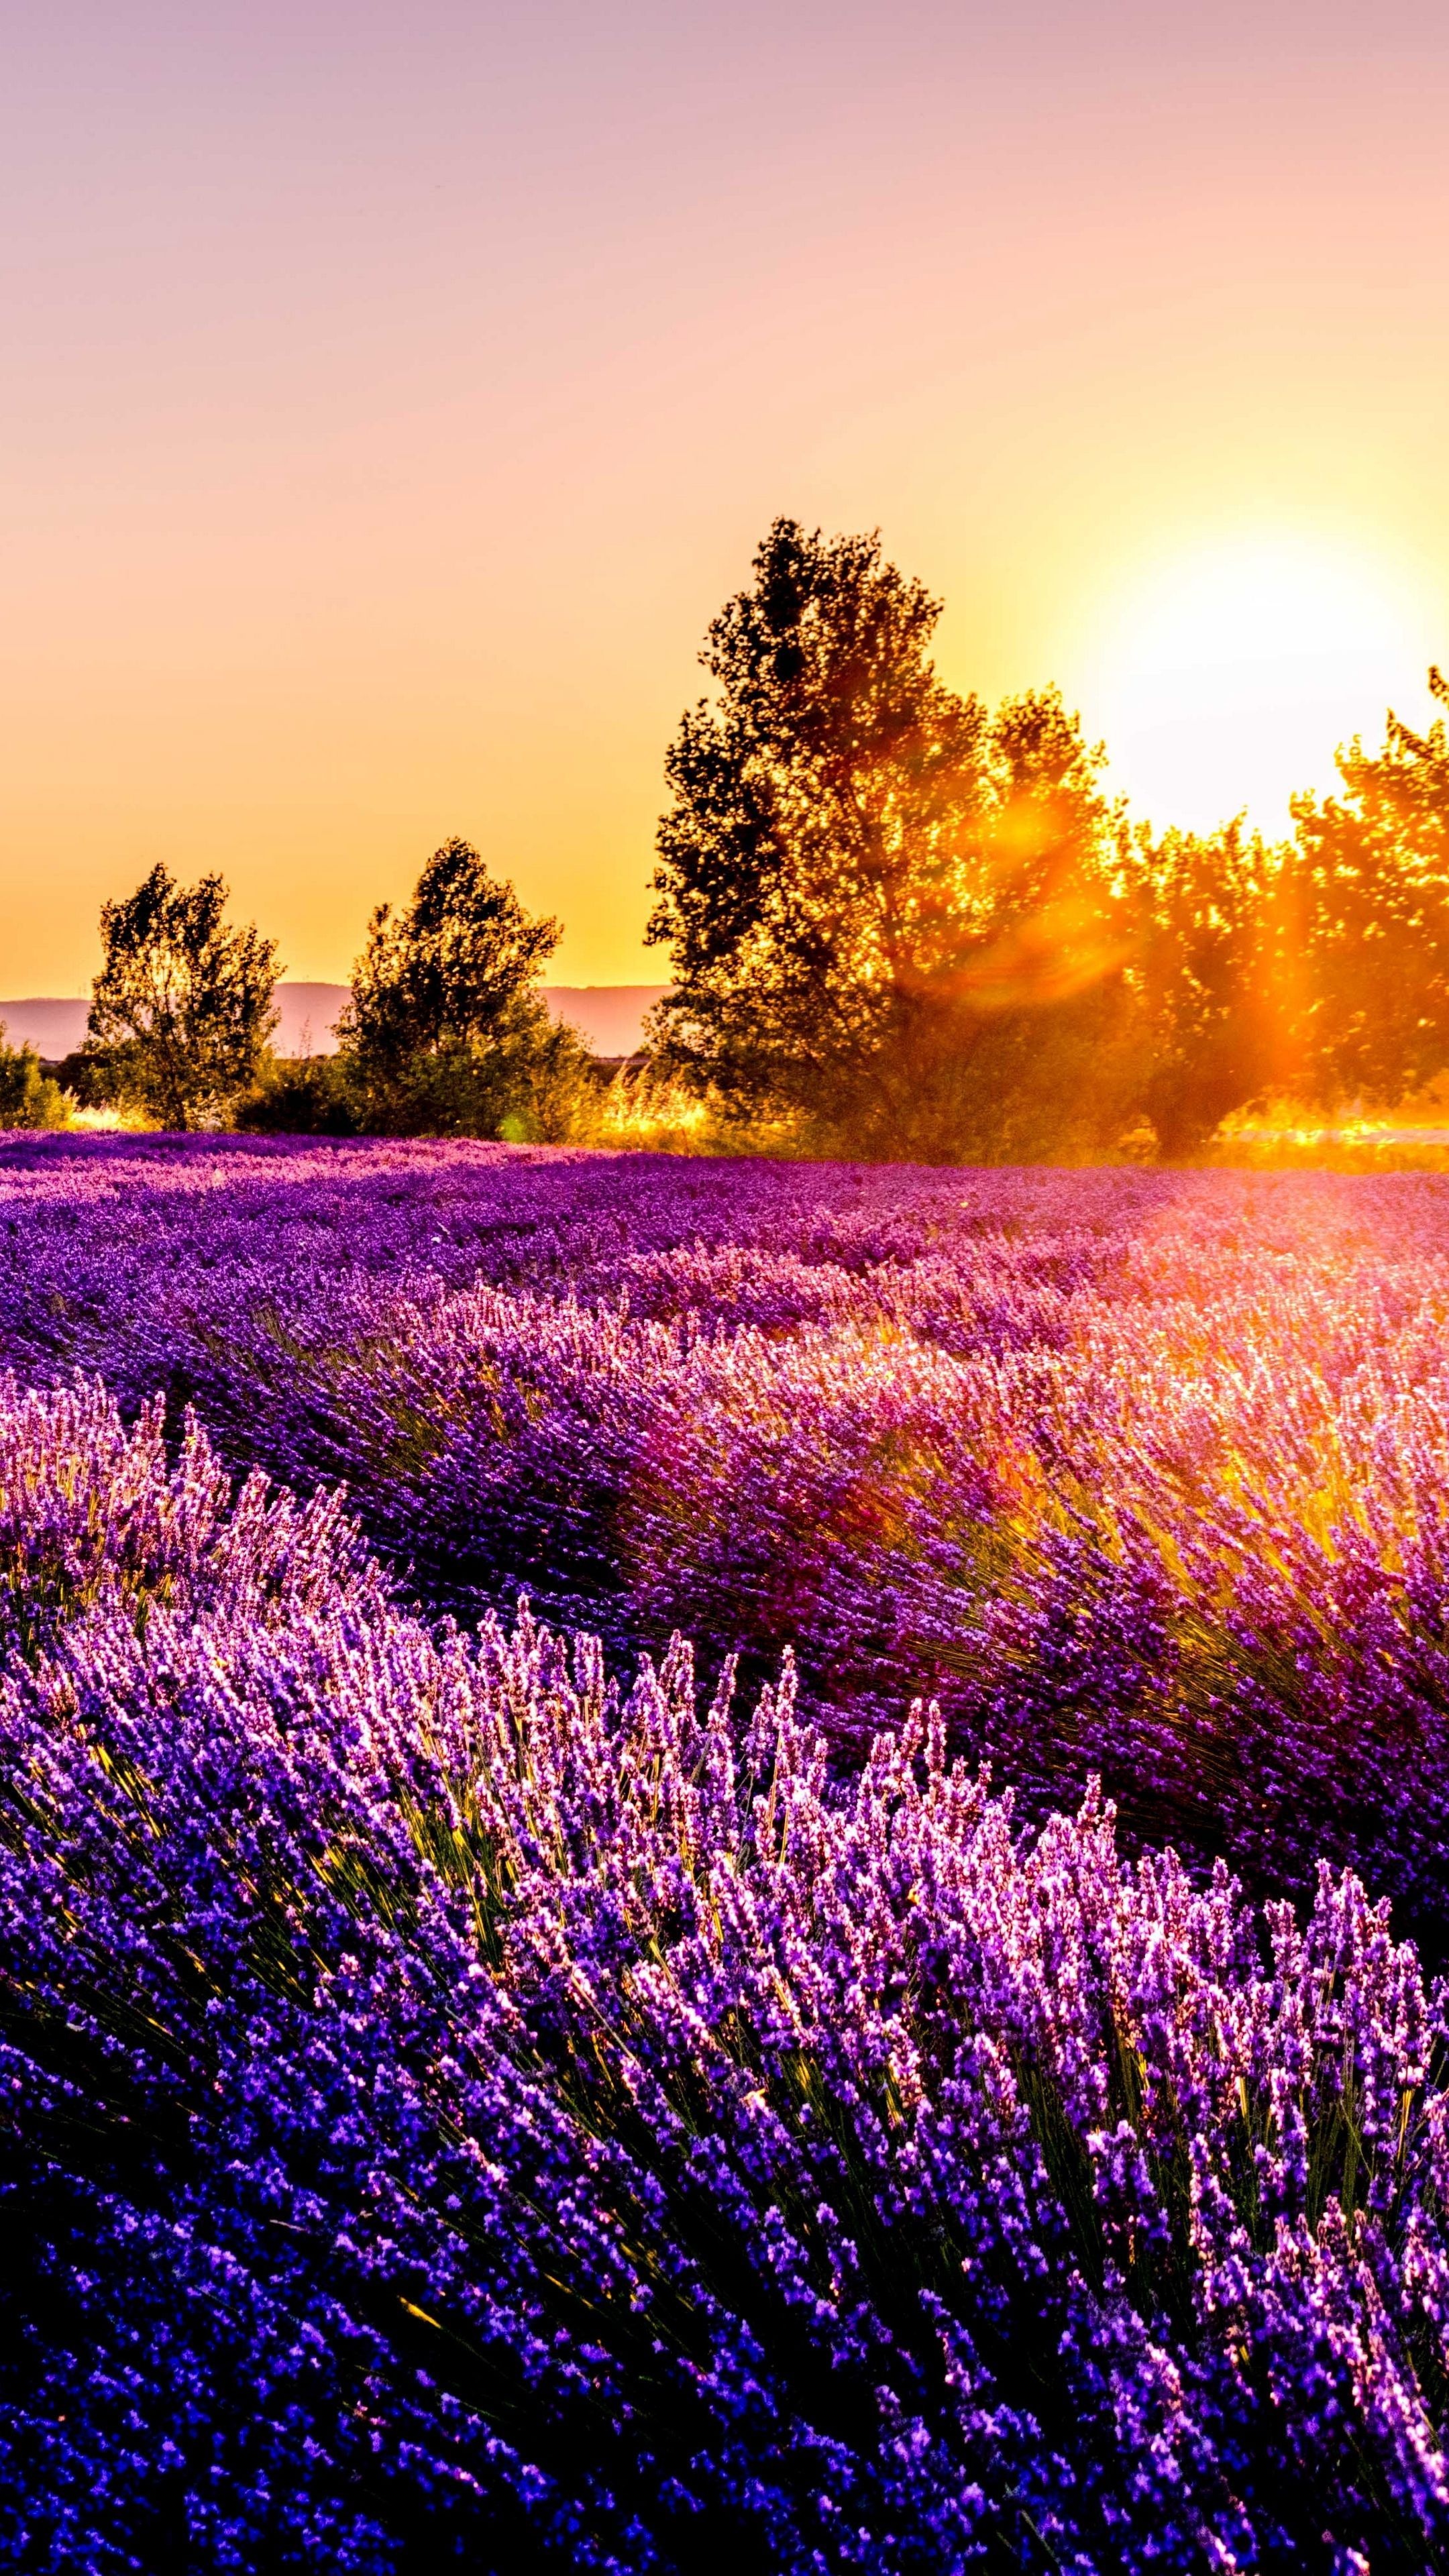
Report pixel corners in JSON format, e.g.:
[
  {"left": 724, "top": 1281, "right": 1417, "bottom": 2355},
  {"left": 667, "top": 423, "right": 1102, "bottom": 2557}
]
[{"left": 83, "top": 865, "right": 279, "bottom": 1130}]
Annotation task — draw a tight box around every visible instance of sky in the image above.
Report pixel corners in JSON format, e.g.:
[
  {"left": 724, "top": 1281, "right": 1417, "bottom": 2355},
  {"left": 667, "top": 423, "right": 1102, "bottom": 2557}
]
[{"left": 2, "top": 0, "right": 1447, "bottom": 994}]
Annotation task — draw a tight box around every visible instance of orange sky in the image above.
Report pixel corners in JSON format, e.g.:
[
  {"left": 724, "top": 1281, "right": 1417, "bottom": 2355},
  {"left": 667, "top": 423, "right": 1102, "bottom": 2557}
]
[{"left": 2, "top": 1, "right": 1446, "bottom": 994}]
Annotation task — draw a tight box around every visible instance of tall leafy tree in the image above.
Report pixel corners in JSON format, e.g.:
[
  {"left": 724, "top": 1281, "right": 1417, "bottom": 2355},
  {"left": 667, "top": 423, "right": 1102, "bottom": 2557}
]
[
  {"left": 83, "top": 865, "right": 279, "bottom": 1130},
  {"left": 337, "top": 837, "right": 591, "bottom": 1138},
  {"left": 1285, "top": 667, "right": 1449, "bottom": 1106},
  {"left": 647, "top": 519, "right": 1135, "bottom": 1159}
]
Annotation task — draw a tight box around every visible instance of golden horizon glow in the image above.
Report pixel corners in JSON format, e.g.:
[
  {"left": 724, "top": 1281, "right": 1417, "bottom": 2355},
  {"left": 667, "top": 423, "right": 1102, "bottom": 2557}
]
[{"left": 1, "top": 8, "right": 1446, "bottom": 991}]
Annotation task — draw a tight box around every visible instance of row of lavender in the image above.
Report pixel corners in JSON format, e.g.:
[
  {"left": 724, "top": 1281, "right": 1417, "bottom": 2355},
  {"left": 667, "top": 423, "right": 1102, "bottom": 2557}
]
[
  {"left": 3, "top": 1135, "right": 1449, "bottom": 1947},
  {"left": 0, "top": 1376, "right": 1445, "bottom": 2568}
]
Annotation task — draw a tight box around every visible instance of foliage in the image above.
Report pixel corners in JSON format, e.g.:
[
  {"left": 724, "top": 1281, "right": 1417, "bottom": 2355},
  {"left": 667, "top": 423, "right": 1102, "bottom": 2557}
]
[
  {"left": 0, "top": 1026, "right": 70, "bottom": 1130},
  {"left": 1286, "top": 665, "right": 1449, "bottom": 1107},
  {"left": 1125, "top": 818, "right": 1288, "bottom": 1156},
  {"left": 338, "top": 836, "right": 594, "bottom": 1138},
  {"left": 80, "top": 863, "right": 280, "bottom": 1130},
  {"left": 52, "top": 1048, "right": 112, "bottom": 1112},
  {"left": 648, "top": 522, "right": 1449, "bottom": 1157},
  {"left": 1, "top": 1373, "right": 1448, "bottom": 2568},
  {"left": 235, "top": 1048, "right": 363, "bottom": 1136},
  {"left": 1118, "top": 674, "right": 1449, "bottom": 1150},
  {"left": 570, "top": 1059, "right": 794, "bottom": 1157},
  {"left": 648, "top": 519, "right": 1138, "bottom": 1161}
]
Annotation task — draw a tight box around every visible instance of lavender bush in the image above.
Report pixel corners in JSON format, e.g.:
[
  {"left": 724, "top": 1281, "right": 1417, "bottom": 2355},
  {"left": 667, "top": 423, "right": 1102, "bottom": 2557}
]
[
  {"left": 3, "top": 1138, "right": 1449, "bottom": 2561},
  {"left": 3, "top": 1136, "right": 1449, "bottom": 1939},
  {"left": 1, "top": 1380, "right": 1446, "bottom": 2569}
]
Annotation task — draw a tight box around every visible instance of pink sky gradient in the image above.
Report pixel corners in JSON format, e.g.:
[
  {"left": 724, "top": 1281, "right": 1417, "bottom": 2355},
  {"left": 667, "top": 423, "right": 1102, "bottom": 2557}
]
[{"left": 3, "top": 1, "right": 1446, "bottom": 991}]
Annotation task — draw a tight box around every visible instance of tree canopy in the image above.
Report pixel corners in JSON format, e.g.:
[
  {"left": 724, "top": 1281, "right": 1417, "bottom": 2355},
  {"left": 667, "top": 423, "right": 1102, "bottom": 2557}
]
[
  {"left": 1283, "top": 666, "right": 1449, "bottom": 1108},
  {"left": 337, "top": 837, "right": 592, "bottom": 1138},
  {"left": 1123, "top": 820, "right": 1286, "bottom": 1157},
  {"left": 648, "top": 518, "right": 1136, "bottom": 1159},
  {"left": 649, "top": 521, "right": 1449, "bottom": 1158},
  {"left": 64, "top": 548, "right": 1449, "bottom": 1162},
  {"left": 83, "top": 865, "right": 279, "bottom": 1130}
]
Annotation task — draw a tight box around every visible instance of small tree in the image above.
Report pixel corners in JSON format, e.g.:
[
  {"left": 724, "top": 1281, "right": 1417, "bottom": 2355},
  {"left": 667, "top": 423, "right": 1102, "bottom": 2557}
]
[
  {"left": 83, "top": 865, "right": 280, "bottom": 1130},
  {"left": 337, "top": 837, "right": 592, "bottom": 1138},
  {"left": 0, "top": 1026, "right": 71, "bottom": 1130}
]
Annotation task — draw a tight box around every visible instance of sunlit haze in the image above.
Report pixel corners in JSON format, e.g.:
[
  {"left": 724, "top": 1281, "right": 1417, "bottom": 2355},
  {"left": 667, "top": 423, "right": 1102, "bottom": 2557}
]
[
  {"left": 1079, "top": 533, "right": 1440, "bottom": 835},
  {"left": 2, "top": 1, "right": 1447, "bottom": 991}
]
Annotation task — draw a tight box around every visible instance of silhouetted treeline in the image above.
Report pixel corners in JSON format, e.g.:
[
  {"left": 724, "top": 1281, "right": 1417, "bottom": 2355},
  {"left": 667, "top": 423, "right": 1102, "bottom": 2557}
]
[
  {"left": 39, "top": 516, "right": 1449, "bottom": 1157},
  {"left": 647, "top": 518, "right": 1449, "bottom": 1161}
]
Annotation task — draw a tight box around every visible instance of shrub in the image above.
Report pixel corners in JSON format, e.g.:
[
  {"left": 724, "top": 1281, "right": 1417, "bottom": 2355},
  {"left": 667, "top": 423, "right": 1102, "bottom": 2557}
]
[
  {"left": 236, "top": 1051, "right": 363, "bottom": 1135},
  {"left": 0, "top": 1028, "right": 70, "bottom": 1130}
]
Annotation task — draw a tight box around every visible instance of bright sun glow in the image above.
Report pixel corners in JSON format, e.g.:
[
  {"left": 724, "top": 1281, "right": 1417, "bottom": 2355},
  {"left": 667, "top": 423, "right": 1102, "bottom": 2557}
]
[{"left": 1080, "top": 533, "right": 1440, "bottom": 837}]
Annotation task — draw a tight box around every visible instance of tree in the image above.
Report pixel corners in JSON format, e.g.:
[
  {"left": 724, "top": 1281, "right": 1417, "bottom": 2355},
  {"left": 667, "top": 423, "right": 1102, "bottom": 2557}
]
[
  {"left": 0, "top": 1026, "right": 71, "bottom": 1130},
  {"left": 1128, "top": 819, "right": 1289, "bottom": 1157},
  {"left": 1284, "top": 667, "right": 1449, "bottom": 1106},
  {"left": 337, "top": 837, "right": 592, "bottom": 1138},
  {"left": 83, "top": 865, "right": 280, "bottom": 1130},
  {"left": 647, "top": 519, "right": 1136, "bottom": 1161}
]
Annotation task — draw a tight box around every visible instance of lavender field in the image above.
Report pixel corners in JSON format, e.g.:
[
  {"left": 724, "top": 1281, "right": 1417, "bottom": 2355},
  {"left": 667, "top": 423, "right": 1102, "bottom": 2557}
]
[{"left": 4, "top": 1134, "right": 1449, "bottom": 2569}]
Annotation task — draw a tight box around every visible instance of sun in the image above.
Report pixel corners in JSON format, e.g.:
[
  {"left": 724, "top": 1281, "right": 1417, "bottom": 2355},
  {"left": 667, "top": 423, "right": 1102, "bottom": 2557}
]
[{"left": 1079, "top": 531, "right": 1439, "bottom": 837}]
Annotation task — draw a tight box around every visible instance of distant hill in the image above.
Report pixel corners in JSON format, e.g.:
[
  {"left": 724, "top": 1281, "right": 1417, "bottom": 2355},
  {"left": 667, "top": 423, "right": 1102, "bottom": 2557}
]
[
  {"left": 543, "top": 987, "right": 667, "bottom": 1058},
  {"left": 0, "top": 983, "right": 668, "bottom": 1063},
  {"left": 0, "top": 998, "right": 90, "bottom": 1058}
]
